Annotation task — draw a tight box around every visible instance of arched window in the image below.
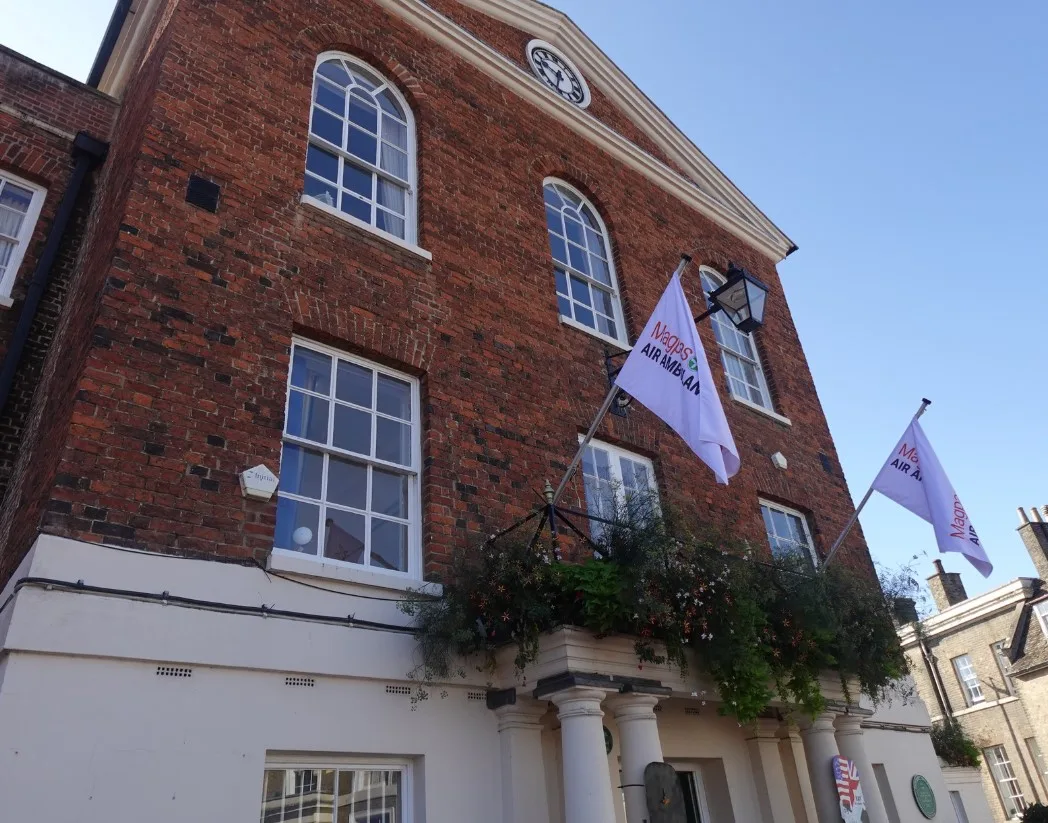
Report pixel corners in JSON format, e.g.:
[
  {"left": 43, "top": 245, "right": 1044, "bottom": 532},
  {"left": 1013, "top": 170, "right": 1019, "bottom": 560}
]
[
  {"left": 700, "top": 267, "right": 773, "bottom": 410},
  {"left": 304, "top": 54, "right": 415, "bottom": 242},
  {"left": 543, "top": 180, "right": 625, "bottom": 345}
]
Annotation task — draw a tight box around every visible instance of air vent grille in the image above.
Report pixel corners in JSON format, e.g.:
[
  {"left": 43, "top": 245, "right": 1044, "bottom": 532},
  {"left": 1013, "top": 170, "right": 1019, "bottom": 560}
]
[
  {"left": 467, "top": 690, "right": 486, "bottom": 701},
  {"left": 385, "top": 684, "right": 411, "bottom": 696},
  {"left": 186, "top": 174, "right": 221, "bottom": 213},
  {"left": 286, "top": 676, "right": 315, "bottom": 688},
  {"left": 684, "top": 707, "right": 702, "bottom": 716},
  {"left": 156, "top": 665, "right": 192, "bottom": 678}
]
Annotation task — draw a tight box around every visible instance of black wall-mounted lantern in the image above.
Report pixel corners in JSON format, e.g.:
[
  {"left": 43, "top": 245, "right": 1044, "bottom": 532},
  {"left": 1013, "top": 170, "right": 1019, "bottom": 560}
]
[{"left": 697, "top": 263, "right": 770, "bottom": 333}]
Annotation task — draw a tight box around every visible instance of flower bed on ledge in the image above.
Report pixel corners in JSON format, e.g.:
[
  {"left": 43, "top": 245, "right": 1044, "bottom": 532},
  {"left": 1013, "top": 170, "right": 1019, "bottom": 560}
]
[{"left": 400, "top": 508, "right": 908, "bottom": 723}]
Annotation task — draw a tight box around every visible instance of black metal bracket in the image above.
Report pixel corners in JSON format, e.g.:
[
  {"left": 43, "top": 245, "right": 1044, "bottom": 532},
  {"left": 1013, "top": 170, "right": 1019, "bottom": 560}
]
[{"left": 604, "top": 346, "right": 632, "bottom": 417}]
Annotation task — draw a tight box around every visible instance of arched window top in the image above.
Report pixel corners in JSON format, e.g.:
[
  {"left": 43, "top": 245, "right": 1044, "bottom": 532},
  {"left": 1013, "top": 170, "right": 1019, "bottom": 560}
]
[
  {"left": 304, "top": 54, "right": 417, "bottom": 244},
  {"left": 699, "top": 266, "right": 774, "bottom": 411},
  {"left": 543, "top": 179, "right": 625, "bottom": 345}
]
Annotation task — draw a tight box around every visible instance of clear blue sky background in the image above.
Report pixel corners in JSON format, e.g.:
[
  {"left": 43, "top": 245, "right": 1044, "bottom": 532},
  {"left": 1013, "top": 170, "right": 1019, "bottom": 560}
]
[{"left": 5, "top": 0, "right": 1047, "bottom": 600}]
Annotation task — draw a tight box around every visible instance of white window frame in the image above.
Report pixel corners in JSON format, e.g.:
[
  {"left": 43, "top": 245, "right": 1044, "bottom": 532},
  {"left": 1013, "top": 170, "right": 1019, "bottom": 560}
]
[
  {"left": 985, "top": 745, "right": 1028, "bottom": 819},
  {"left": 275, "top": 337, "right": 422, "bottom": 581},
  {"left": 1034, "top": 600, "right": 1048, "bottom": 637},
  {"left": 544, "top": 178, "right": 628, "bottom": 347},
  {"left": 1026, "top": 737, "right": 1048, "bottom": 794},
  {"left": 699, "top": 266, "right": 774, "bottom": 412},
  {"left": 579, "top": 436, "right": 657, "bottom": 541},
  {"left": 261, "top": 757, "right": 413, "bottom": 823},
  {"left": 669, "top": 762, "right": 715, "bottom": 823},
  {"left": 0, "top": 171, "right": 46, "bottom": 305},
  {"left": 759, "top": 499, "right": 818, "bottom": 567},
  {"left": 303, "top": 52, "right": 419, "bottom": 247},
  {"left": 952, "top": 654, "right": 985, "bottom": 706}
]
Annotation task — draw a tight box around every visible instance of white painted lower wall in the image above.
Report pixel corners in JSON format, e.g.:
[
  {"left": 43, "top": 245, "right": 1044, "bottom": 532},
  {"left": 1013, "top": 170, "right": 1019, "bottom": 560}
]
[{"left": 0, "top": 534, "right": 983, "bottom": 823}]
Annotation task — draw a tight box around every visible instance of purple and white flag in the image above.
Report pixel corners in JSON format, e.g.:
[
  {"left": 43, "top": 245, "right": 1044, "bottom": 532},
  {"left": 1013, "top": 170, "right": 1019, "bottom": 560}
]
[
  {"left": 871, "top": 418, "right": 992, "bottom": 577},
  {"left": 614, "top": 271, "right": 739, "bottom": 484}
]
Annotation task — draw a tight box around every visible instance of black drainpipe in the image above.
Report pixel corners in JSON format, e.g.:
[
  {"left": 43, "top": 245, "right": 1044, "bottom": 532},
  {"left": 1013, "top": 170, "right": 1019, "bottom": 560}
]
[{"left": 0, "top": 131, "right": 109, "bottom": 416}]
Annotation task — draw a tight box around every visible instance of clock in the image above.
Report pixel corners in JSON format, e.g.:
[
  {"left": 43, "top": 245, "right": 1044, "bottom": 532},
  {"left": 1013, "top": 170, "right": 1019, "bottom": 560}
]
[{"left": 526, "top": 40, "right": 591, "bottom": 108}]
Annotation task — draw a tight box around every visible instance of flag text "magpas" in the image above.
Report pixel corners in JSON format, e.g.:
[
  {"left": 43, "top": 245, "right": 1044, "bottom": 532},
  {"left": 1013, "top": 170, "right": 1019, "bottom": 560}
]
[
  {"left": 889, "top": 442, "right": 980, "bottom": 546},
  {"left": 637, "top": 321, "right": 702, "bottom": 397}
]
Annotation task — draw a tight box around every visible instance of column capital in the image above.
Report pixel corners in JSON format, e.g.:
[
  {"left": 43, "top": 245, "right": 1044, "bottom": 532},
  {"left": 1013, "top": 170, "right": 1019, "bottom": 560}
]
[
  {"left": 606, "top": 692, "right": 661, "bottom": 721},
  {"left": 550, "top": 686, "right": 607, "bottom": 719},
  {"left": 494, "top": 697, "right": 549, "bottom": 732},
  {"left": 797, "top": 710, "right": 838, "bottom": 736},
  {"left": 747, "top": 716, "right": 785, "bottom": 741},
  {"left": 833, "top": 713, "right": 865, "bottom": 737}
]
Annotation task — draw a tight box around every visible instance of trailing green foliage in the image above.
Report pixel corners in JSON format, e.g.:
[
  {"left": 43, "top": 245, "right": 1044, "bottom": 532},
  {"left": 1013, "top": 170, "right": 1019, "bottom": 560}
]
[
  {"left": 1022, "top": 804, "right": 1048, "bottom": 823},
  {"left": 930, "top": 717, "right": 982, "bottom": 768},
  {"left": 400, "top": 505, "right": 909, "bottom": 723}
]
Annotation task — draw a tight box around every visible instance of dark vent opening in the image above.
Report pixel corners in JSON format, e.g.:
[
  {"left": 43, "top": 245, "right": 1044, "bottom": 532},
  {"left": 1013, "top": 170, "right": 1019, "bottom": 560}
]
[
  {"left": 385, "top": 684, "right": 411, "bottom": 696},
  {"left": 467, "top": 690, "right": 486, "bottom": 701},
  {"left": 186, "top": 175, "right": 221, "bottom": 213},
  {"left": 286, "top": 676, "right": 316, "bottom": 688},
  {"left": 818, "top": 452, "right": 834, "bottom": 475},
  {"left": 156, "top": 665, "right": 193, "bottom": 678}
]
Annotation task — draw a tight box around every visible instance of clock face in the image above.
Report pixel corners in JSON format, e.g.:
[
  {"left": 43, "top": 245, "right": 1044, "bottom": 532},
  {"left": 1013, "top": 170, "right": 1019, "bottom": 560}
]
[{"left": 526, "top": 40, "right": 590, "bottom": 108}]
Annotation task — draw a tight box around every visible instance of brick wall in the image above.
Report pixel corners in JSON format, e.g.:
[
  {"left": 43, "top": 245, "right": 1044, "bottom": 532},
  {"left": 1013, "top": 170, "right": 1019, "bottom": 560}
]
[
  {"left": 0, "top": 0, "right": 873, "bottom": 584},
  {"left": 0, "top": 48, "right": 117, "bottom": 498}
]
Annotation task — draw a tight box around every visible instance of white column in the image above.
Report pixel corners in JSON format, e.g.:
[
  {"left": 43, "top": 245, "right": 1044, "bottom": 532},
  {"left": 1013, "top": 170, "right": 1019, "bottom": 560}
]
[
  {"left": 798, "top": 711, "right": 844, "bottom": 823},
  {"left": 607, "top": 693, "right": 663, "bottom": 823},
  {"left": 495, "top": 697, "right": 551, "bottom": 823},
  {"left": 746, "top": 718, "right": 798, "bottom": 823},
  {"left": 834, "top": 713, "right": 889, "bottom": 823},
  {"left": 551, "top": 687, "right": 617, "bottom": 823},
  {"left": 779, "top": 724, "right": 819, "bottom": 823}
]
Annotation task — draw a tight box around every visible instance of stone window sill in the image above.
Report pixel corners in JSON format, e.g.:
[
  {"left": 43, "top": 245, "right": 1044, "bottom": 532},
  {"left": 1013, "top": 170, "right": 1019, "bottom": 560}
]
[{"left": 269, "top": 548, "right": 442, "bottom": 596}]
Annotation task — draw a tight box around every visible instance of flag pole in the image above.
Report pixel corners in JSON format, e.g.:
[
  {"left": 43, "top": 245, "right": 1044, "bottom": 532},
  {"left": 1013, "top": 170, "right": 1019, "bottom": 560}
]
[
  {"left": 822, "top": 397, "right": 932, "bottom": 567},
  {"left": 551, "top": 253, "right": 692, "bottom": 505}
]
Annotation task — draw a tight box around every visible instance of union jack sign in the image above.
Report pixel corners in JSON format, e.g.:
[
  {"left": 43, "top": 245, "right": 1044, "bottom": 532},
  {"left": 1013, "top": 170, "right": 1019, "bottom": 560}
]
[{"left": 832, "top": 755, "right": 866, "bottom": 822}]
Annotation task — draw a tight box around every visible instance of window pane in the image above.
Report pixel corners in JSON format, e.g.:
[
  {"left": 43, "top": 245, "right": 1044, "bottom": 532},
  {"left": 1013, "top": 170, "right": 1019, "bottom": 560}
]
[
  {"left": 543, "top": 185, "right": 563, "bottom": 208},
  {"left": 557, "top": 296, "right": 572, "bottom": 318},
  {"left": 546, "top": 206, "right": 562, "bottom": 233},
  {"left": 0, "top": 183, "right": 33, "bottom": 212},
  {"left": 377, "top": 180, "right": 406, "bottom": 215},
  {"left": 555, "top": 269, "right": 569, "bottom": 296},
  {"left": 291, "top": 347, "right": 332, "bottom": 394},
  {"left": 372, "top": 519, "right": 408, "bottom": 571},
  {"left": 343, "top": 164, "right": 372, "bottom": 199},
  {"left": 372, "top": 468, "right": 408, "bottom": 518},
  {"left": 0, "top": 208, "right": 24, "bottom": 241},
  {"left": 574, "top": 305, "right": 595, "bottom": 328},
  {"left": 332, "top": 404, "right": 372, "bottom": 455},
  {"left": 585, "top": 226, "right": 606, "bottom": 256},
  {"left": 594, "top": 287, "right": 616, "bottom": 316},
  {"left": 261, "top": 770, "right": 285, "bottom": 823},
  {"left": 591, "top": 256, "right": 611, "bottom": 286},
  {"left": 596, "top": 314, "right": 617, "bottom": 339},
  {"left": 286, "top": 391, "right": 329, "bottom": 443},
  {"left": 306, "top": 144, "right": 339, "bottom": 182},
  {"left": 376, "top": 209, "right": 405, "bottom": 238},
  {"left": 326, "top": 455, "right": 368, "bottom": 510},
  {"left": 568, "top": 242, "right": 589, "bottom": 275},
  {"left": 382, "top": 116, "right": 408, "bottom": 149},
  {"left": 549, "top": 234, "right": 568, "bottom": 265},
  {"left": 337, "top": 360, "right": 373, "bottom": 407},
  {"left": 275, "top": 497, "right": 320, "bottom": 554},
  {"left": 380, "top": 144, "right": 409, "bottom": 181},
  {"left": 279, "top": 444, "right": 324, "bottom": 500},
  {"left": 378, "top": 90, "right": 404, "bottom": 118},
  {"left": 311, "top": 107, "right": 343, "bottom": 146},
  {"left": 324, "top": 509, "right": 366, "bottom": 563},
  {"left": 348, "top": 126, "right": 377, "bottom": 164},
  {"left": 318, "top": 60, "right": 352, "bottom": 87},
  {"left": 304, "top": 176, "right": 337, "bottom": 207},
  {"left": 377, "top": 374, "right": 411, "bottom": 419},
  {"left": 376, "top": 417, "right": 410, "bottom": 465},
  {"left": 314, "top": 80, "right": 345, "bottom": 115},
  {"left": 340, "top": 194, "right": 371, "bottom": 223},
  {"left": 564, "top": 216, "right": 585, "bottom": 246},
  {"left": 348, "top": 91, "right": 378, "bottom": 133},
  {"left": 316, "top": 770, "right": 335, "bottom": 821},
  {"left": 569, "top": 275, "right": 591, "bottom": 307}
]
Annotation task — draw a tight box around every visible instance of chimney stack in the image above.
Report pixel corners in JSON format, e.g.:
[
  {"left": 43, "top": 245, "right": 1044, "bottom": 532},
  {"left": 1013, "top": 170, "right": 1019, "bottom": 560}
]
[
  {"left": 1018, "top": 506, "right": 1048, "bottom": 581},
  {"left": 927, "top": 559, "right": 968, "bottom": 612}
]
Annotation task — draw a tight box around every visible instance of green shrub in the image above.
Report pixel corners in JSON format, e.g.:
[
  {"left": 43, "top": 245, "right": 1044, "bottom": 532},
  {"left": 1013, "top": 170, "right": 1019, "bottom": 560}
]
[
  {"left": 930, "top": 717, "right": 981, "bottom": 768},
  {"left": 1021, "top": 803, "right": 1048, "bottom": 823}
]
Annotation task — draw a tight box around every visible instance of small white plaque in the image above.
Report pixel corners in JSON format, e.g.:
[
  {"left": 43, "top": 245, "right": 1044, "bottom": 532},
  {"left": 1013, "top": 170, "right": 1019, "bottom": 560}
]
[
  {"left": 771, "top": 451, "right": 788, "bottom": 470},
  {"left": 240, "top": 464, "right": 278, "bottom": 500}
]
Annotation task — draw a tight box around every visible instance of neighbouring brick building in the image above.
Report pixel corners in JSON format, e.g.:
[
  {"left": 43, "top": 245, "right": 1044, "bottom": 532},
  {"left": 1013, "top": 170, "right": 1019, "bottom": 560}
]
[
  {"left": 900, "top": 506, "right": 1048, "bottom": 821},
  {"left": 0, "top": 1, "right": 977, "bottom": 822}
]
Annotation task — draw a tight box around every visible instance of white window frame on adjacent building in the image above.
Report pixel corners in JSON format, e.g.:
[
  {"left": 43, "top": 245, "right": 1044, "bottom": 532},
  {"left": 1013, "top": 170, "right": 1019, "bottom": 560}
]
[
  {"left": 1033, "top": 600, "right": 1048, "bottom": 637},
  {"left": 544, "top": 178, "right": 628, "bottom": 347},
  {"left": 0, "top": 171, "right": 46, "bottom": 306},
  {"left": 952, "top": 654, "right": 985, "bottom": 706},
  {"left": 759, "top": 499, "right": 818, "bottom": 567},
  {"left": 303, "top": 52, "right": 419, "bottom": 250},
  {"left": 260, "top": 758, "right": 412, "bottom": 823},
  {"left": 985, "top": 745, "right": 1028, "bottom": 819},
  {"left": 699, "top": 266, "right": 774, "bottom": 413},
  {"left": 275, "top": 338, "right": 422, "bottom": 581},
  {"left": 580, "top": 437, "right": 657, "bottom": 542}
]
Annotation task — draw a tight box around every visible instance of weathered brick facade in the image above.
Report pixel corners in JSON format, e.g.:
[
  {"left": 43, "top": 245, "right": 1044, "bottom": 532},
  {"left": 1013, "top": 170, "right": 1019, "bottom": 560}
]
[{"left": 0, "top": 0, "right": 873, "bottom": 590}]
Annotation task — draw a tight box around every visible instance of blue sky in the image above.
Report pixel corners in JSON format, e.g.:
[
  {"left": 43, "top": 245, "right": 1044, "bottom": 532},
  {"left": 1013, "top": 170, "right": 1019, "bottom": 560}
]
[{"left": 5, "top": 0, "right": 1047, "bottom": 600}]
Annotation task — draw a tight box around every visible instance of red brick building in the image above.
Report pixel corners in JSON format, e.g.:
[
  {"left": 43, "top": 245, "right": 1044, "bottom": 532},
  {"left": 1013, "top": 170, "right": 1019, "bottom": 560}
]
[{"left": 0, "top": 2, "right": 959, "bottom": 822}]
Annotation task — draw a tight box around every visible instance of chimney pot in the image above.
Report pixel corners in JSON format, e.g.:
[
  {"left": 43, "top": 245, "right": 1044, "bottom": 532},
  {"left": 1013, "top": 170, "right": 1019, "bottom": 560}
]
[
  {"left": 1019, "top": 507, "right": 1030, "bottom": 525},
  {"left": 1041, "top": 504, "right": 1048, "bottom": 519},
  {"left": 1033, "top": 508, "right": 1044, "bottom": 523}
]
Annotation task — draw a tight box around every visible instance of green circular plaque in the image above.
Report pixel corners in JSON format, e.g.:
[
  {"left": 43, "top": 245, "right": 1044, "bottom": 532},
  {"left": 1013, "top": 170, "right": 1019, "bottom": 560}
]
[
  {"left": 604, "top": 725, "right": 613, "bottom": 754},
  {"left": 912, "top": 774, "right": 936, "bottom": 819}
]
